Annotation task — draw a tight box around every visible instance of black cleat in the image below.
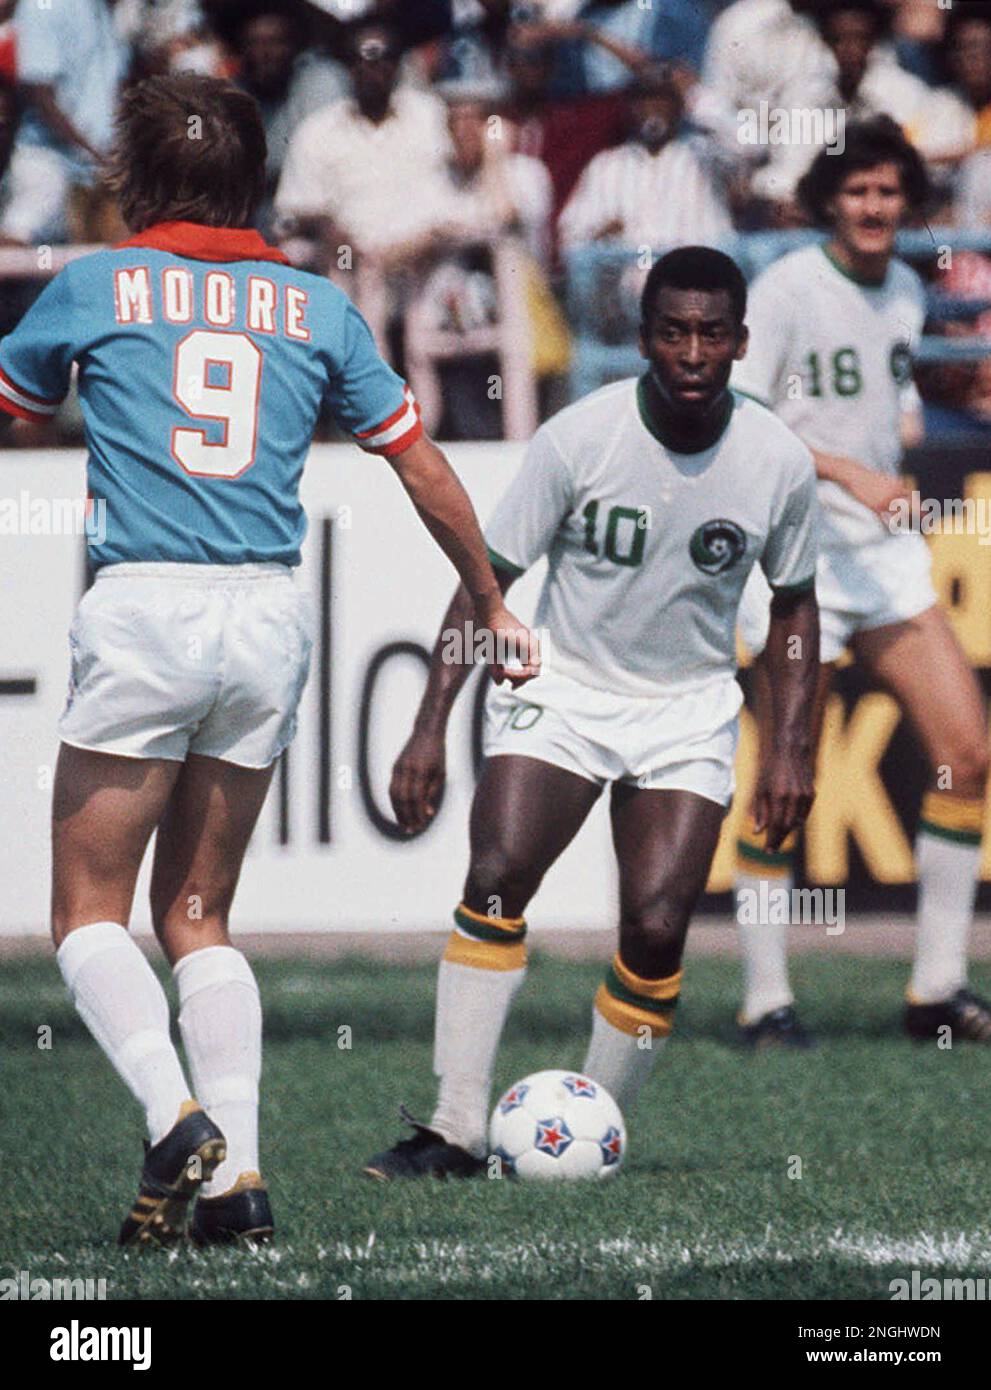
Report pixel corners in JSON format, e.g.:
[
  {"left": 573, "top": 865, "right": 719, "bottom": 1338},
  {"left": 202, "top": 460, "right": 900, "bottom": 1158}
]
[
  {"left": 905, "top": 988, "right": 991, "bottom": 1043},
  {"left": 118, "top": 1102, "right": 227, "bottom": 1247},
  {"left": 363, "top": 1105, "right": 486, "bottom": 1181},
  {"left": 739, "top": 1005, "right": 814, "bottom": 1050},
  {"left": 189, "top": 1172, "right": 274, "bottom": 1247}
]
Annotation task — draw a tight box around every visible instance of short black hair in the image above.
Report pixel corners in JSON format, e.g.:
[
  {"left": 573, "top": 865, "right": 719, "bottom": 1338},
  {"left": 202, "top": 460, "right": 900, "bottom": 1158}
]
[
  {"left": 815, "top": 0, "right": 890, "bottom": 38},
  {"left": 640, "top": 246, "right": 747, "bottom": 329},
  {"left": 796, "top": 115, "right": 930, "bottom": 225}
]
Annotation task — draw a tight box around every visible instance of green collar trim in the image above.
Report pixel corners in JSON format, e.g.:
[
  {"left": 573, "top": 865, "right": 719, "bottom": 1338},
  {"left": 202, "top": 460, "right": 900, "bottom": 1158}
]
[{"left": 822, "top": 243, "right": 889, "bottom": 290}]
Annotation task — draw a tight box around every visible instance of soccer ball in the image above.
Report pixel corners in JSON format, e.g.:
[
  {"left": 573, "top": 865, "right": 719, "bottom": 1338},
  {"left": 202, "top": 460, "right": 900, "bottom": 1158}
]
[{"left": 489, "top": 1069, "right": 626, "bottom": 1180}]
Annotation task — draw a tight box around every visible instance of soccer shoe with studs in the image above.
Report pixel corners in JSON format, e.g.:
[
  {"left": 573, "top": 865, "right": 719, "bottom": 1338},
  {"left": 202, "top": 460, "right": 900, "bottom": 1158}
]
[
  {"left": 189, "top": 1171, "right": 274, "bottom": 1246},
  {"left": 904, "top": 988, "right": 991, "bottom": 1043},
  {"left": 738, "top": 1005, "right": 815, "bottom": 1050},
  {"left": 117, "top": 1101, "right": 227, "bottom": 1247},
  {"left": 363, "top": 1105, "right": 486, "bottom": 1181}
]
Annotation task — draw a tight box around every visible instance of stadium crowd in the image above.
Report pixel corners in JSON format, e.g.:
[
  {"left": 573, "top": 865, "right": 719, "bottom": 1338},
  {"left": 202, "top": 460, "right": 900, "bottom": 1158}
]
[{"left": 1, "top": 0, "right": 991, "bottom": 439}]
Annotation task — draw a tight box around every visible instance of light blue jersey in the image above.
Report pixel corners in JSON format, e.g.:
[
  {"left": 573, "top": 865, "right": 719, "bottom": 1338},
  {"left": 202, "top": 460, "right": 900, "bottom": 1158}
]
[{"left": 0, "top": 221, "right": 422, "bottom": 568}]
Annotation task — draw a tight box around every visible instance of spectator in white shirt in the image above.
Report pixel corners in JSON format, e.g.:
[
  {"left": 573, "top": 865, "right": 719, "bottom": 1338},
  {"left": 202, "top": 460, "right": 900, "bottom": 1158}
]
[
  {"left": 0, "top": 0, "right": 132, "bottom": 244},
  {"left": 702, "top": 0, "right": 841, "bottom": 207},
  {"left": 558, "top": 67, "right": 748, "bottom": 253},
  {"left": 228, "top": 3, "right": 345, "bottom": 237},
  {"left": 274, "top": 18, "right": 450, "bottom": 263},
  {"left": 816, "top": 0, "right": 974, "bottom": 166}
]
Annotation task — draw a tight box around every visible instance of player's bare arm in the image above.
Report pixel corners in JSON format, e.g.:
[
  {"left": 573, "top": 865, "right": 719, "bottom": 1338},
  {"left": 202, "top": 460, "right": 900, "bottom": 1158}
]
[
  {"left": 752, "top": 587, "right": 819, "bottom": 851},
  {"left": 810, "top": 447, "right": 913, "bottom": 521},
  {"left": 390, "top": 569, "right": 519, "bottom": 835},
  {"left": 388, "top": 434, "right": 540, "bottom": 676}
]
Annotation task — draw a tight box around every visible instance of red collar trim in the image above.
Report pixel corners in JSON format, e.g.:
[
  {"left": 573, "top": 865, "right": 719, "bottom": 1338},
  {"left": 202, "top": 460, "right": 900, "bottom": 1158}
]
[{"left": 116, "top": 221, "right": 290, "bottom": 265}]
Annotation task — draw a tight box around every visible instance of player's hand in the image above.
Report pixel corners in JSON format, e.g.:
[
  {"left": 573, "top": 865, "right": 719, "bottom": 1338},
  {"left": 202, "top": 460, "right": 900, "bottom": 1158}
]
[
  {"left": 478, "top": 602, "right": 542, "bottom": 688},
  {"left": 389, "top": 728, "right": 446, "bottom": 835},
  {"left": 838, "top": 460, "right": 914, "bottom": 526},
  {"left": 751, "top": 748, "right": 814, "bottom": 853}
]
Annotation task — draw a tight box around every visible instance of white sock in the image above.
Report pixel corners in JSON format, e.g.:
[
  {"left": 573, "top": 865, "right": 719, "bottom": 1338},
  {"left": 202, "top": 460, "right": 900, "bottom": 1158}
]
[
  {"left": 736, "top": 870, "right": 795, "bottom": 1023},
  {"left": 431, "top": 950, "right": 526, "bottom": 1157},
  {"left": 910, "top": 828, "right": 981, "bottom": 1003},
  {"left": 582, "top": 1007, "right": 667, "bottom": 1113},
  {"left": 176, "top": 945, "right": 262, "bottom": 1197},
  {"left": 57, "top": 921, "right": 192, "bottom": 1145}
]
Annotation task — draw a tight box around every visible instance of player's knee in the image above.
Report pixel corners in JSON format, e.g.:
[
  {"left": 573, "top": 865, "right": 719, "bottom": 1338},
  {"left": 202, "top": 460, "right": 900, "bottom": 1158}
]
[
  {"left": 941, "top": 741, "right": 990, "bottom": 798},
  {"left": 619, "top": 888, "right": 693, "bottom": 974},
  {"left": 464, "top": 845, "right": 539, "bottom": 917}
]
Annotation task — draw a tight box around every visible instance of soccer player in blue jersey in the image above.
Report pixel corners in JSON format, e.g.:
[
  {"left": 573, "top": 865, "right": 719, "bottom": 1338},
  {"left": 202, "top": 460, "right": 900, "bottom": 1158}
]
[{"left": 0, "top": 73, "right": 539, "bottom": 1246}]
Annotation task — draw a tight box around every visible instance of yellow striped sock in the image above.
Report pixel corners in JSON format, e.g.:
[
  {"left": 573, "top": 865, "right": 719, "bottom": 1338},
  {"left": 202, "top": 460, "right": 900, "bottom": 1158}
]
[
  {"left": 918, "top": 791, "right": 984, "bottom": 848},
  {"left": 594, "top": 954, "right": 682, "bottom": 1038},
  {"left": 736, "top": 825, "right": 797, "bottom": 879},
  {"left": 443, "top": 902, "right": 527, "bottom": 972}
]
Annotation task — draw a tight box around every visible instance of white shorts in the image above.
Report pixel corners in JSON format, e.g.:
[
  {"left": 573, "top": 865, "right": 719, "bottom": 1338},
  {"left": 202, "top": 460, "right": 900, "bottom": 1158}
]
[
  {"left": 58, "top": 563, "right": 313, "bottom": 768},
  {"left": 483, "top": 668, "right": 742, "bottom": 807},
  {"left": 738, "top": 530, "right": 937, "bottom": 665}
]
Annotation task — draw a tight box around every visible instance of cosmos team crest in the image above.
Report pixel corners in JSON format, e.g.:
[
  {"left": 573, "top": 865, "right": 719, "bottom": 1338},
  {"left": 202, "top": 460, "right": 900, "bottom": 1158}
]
[{"left": 689, "top": 518, "right": 746, "bottom": 574}]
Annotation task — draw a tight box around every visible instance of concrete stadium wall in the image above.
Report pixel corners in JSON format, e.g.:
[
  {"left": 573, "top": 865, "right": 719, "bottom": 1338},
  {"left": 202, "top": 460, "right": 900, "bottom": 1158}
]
[{"left": 2, "top": 444, "right": 991, "bottom": 934}]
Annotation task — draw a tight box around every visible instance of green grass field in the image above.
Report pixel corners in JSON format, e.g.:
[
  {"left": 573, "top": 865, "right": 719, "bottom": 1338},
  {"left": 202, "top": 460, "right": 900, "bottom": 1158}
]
[{"left": 3, "top": 951, "right": 990, "bottom": 1301}]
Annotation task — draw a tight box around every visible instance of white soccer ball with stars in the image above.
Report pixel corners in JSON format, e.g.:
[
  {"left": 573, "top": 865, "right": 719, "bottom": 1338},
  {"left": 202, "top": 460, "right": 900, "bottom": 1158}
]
[{"left": 489, "top": 1069, "right": 626, "bottom": 1180}]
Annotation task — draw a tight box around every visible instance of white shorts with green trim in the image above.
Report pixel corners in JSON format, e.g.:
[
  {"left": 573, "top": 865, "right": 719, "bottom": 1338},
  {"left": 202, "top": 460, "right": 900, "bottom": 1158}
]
[
  {"left": 483, "top": 667, "right": 742, "bottom": 807},
  {"left": 737, "top": 530, "right": 937, "bottom": 666},
  {"left": 58, "top": 562, "right": 313, "bottom": 768}
]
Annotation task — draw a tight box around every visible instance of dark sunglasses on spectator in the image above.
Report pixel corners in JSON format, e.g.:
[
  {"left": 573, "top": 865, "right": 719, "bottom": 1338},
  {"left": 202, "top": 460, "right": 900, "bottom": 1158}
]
[{"left": 355, "top": 37, "right": 398, "bottom": 65}]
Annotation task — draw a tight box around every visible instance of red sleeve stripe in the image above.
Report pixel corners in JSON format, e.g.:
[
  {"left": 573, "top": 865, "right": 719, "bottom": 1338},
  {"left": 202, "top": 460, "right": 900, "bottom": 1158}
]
[
  {"left": 356, "top": 387, "right": 422, "bottom": 455},
  {"left": 0, "top": 364, "right": 62, "bottom": 410},
  {"left": 354, "top": 384, "right": 416, "bottom": 441},
  {"left": 0, "top": 392, "right": 51, "bottom": 424},
  {"left": 375, "top": 415, "right": 424, "bottom": 458}
]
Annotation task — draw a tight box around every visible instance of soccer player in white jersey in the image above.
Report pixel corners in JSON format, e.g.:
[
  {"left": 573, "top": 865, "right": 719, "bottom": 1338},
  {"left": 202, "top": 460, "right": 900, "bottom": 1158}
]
[
  {"left": 732, "top": 117, "right": 991, "bottom": 1046},
  {"left": 364, "top": 247, "right": 822, "bottom": 1179},
  {"left": 0, "top": 75, "right": 538, "bottom": 1244}
]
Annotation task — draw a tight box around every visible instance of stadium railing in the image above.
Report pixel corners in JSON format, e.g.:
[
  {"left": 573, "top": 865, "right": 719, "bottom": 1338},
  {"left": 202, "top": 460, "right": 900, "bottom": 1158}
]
[{"left": 2, "top": 229, "right": 990, "bottom": 442}]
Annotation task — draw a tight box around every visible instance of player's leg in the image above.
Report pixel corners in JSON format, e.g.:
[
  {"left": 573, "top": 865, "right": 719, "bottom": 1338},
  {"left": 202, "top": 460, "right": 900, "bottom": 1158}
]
[
  {"left": 736, "top": 656, "right": 834, "bottom": 1043},
  {"left": 854, "top": 606, "right": 991, "bottom": 1036},
  {"left": 149, "top": 752, "right": 277, "bottom": 1242},
  {"left": 52, "top": 747, "right": 192, "bottom": 1141},
  {"left": 51, "top": 745, "right": 228, "bottom": 1245},
  {"left": 365, "top": 754, "right": 602, "bottom": 1177},
  {"left": 583, "top": 784, "right": 725, "bottom": 1109}
]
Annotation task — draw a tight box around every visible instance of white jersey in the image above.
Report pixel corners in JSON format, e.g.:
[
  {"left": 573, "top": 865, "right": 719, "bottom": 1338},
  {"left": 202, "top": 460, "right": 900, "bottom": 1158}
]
[
  {"left": 732, "top": 243, "right": 927, "bottom": 549},
  {"left": 485, "top": 378, "right": 818, "bottom": 699}
]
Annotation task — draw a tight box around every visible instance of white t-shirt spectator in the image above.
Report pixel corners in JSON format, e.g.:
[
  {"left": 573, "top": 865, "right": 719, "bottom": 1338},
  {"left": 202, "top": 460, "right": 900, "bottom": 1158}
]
[
  {"left": 703, "top": 0, "right": 838, "bottom": 200},
  {"left": 557, "top": 85, "right": 757, "bottom": 253},
  {"left": 441, "top": 152, "right": 553, "bottom": 264},
  {"left": 558, "top": 134, "right": 735, "bottom": 250},
  {"left": 13, "top": 0, "right": 130, "bottom": 180},
  {"left": 275, "top": 87, "right": 451, "bottom": 254}
]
